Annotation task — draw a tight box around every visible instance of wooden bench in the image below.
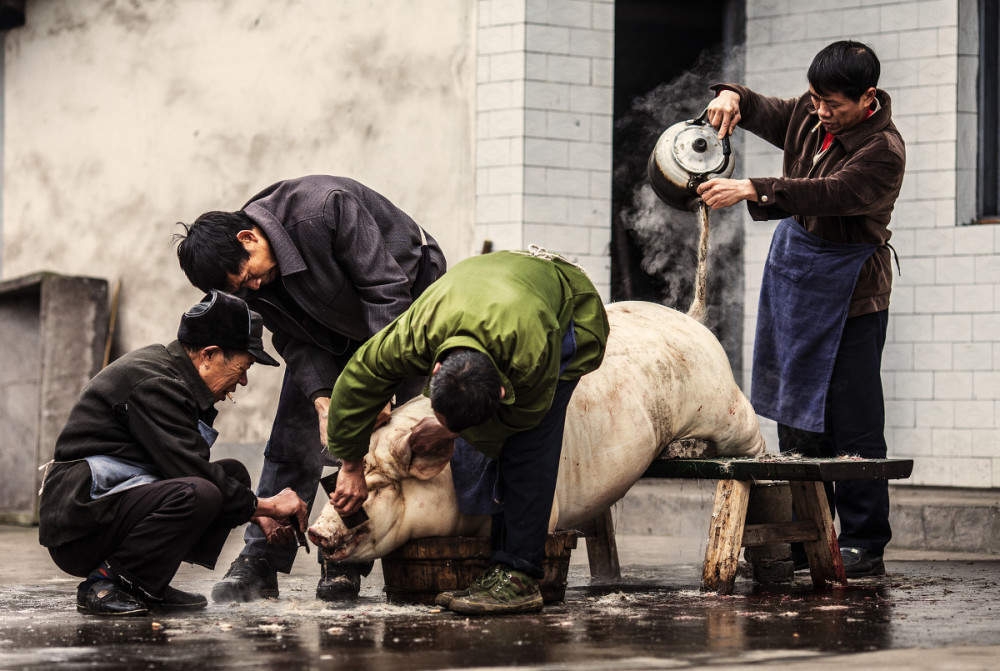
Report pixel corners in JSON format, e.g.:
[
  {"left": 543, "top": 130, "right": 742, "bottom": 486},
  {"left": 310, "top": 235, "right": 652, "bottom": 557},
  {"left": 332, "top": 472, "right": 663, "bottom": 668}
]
[{"left": 582, "top": 456, "right": 914, "bottom": 595}]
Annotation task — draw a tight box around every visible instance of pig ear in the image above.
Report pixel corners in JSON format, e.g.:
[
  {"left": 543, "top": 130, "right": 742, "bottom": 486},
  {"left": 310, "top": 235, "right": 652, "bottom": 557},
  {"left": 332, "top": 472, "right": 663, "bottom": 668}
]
[{"left": 388, "top": 439, "right": 454, "bottom": 481}]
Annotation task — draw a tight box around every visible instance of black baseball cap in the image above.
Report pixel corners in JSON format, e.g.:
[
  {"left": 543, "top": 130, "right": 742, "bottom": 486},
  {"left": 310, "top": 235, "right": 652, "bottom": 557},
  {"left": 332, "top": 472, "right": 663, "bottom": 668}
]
[{"left": 177, "top": 290, "right": 280, "bottom": 366}]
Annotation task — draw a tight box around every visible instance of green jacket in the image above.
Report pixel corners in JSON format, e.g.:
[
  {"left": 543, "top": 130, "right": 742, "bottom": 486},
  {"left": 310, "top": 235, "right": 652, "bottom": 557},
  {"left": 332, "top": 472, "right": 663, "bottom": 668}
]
[{"left": 326, "top": 251, "right": 609, "bottom": 460}]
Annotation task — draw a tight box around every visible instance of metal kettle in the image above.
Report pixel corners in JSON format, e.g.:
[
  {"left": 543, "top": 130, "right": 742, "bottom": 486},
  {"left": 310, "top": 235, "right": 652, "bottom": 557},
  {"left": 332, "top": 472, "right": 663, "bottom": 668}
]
[{"left": 647, "top": 109, "right": 734, "bottom": 212}]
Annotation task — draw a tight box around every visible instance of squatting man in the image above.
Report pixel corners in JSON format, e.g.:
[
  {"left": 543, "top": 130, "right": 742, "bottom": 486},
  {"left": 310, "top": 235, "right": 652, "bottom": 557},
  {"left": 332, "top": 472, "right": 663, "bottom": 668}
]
[{"left": 38, "top": 291, "right": 308, "bottom": 616}]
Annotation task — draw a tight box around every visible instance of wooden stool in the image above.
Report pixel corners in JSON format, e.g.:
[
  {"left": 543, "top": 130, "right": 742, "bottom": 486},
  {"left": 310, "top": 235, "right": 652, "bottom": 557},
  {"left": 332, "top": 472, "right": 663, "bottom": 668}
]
[{"left": 583, "top": 457, "right": 914, "bottom": 594}]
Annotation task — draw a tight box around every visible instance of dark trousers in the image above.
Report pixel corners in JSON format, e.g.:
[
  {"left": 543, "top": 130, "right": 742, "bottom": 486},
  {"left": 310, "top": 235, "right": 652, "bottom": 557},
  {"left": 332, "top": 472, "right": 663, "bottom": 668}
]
[
  {"left": 490, "top": 378, "right": 579, "bottom": 578},
  {"left": 778, "top": 310, "right": 891, "bottom": 555},
  {"left": 49, "top": 459, "right": 250, "bottom": 600}
]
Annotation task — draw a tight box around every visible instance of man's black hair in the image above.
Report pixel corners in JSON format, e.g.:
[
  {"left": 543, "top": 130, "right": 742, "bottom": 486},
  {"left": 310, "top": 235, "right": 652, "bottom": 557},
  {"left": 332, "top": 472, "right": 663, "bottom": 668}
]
[
  {"left": 429, "top": 349, "right": 502, "bottom": 432},
  {"left": 807, "top": 40, "right": 880, "bottom": 101},
  {"left": 173, "top": 211, "right": 255, "bottom": 293}
]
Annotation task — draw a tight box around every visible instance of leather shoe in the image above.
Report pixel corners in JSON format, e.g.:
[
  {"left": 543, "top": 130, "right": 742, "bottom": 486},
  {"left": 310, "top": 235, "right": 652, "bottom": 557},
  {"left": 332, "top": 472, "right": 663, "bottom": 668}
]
[
  {"left": 77, "top": 579, "right": 148, "bottom": 617},
  {"left": 212, "top": 556, "right": 278, "bottom": 603},
  {"left": 153, "top": 586, "right": 207, "bottom": 611},
  {"left": 316, "top": 559, "right": 373, "bottom": 601},
  {"left": 841, "top": 547, "right": 885, "bottom": 577}
]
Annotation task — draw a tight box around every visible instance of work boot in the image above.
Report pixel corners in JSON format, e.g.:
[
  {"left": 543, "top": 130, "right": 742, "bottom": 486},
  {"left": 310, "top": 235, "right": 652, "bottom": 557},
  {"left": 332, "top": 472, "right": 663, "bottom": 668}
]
[
  {"left": 76, "top": 579, "right": 148, "bottom": 617},
  {"left": 446, "top": 565, "right": 543, "bottom": 615},
  {"left": 316, "top": 559, "right": 372, "bottom": 601},
  {"left": 840, "top": 547, "right": 885, "bottom": 578},
  {"left": 212, "top": 556, "right": 278, "bottom": 603},
  {"left": 434, "top": 563, "right": 504, "bottom": 609}
]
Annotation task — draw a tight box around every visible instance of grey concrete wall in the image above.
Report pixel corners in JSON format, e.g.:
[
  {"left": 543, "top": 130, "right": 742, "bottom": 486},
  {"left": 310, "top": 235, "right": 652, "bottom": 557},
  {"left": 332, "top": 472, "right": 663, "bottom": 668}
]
[{"left": 1, "top": 0, "right": 477, "bottom": 442}]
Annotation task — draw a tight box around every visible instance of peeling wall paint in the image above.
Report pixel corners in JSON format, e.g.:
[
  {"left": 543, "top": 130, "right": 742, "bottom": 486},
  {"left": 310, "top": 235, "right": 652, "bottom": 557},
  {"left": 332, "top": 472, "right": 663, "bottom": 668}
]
[{"left": 2, "top": 0, "right": 476, "bottom": 441}]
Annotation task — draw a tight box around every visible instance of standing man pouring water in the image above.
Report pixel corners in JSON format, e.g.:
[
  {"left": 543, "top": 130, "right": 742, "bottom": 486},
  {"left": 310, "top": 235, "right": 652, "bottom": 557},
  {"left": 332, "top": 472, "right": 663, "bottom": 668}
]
[{"left": 695, "top": 40, "right": 906, "bottom": 577}]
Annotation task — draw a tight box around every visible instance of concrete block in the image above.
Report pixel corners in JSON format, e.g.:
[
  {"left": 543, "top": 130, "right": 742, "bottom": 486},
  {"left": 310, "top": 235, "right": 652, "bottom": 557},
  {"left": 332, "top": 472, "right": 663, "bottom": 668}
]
[
  {"left": 932, "top": 427, "right": 973, "bottom": 456},
  {"left": 568, "top": 84, "right": 612, "bottom": 115},
  {"left": 525, "top": 80, "right": 569, "bottom": 110},
  {"left": 543, "top": 0, "right": 592, "bottom": 29},
  {"left": 880, "top": 4, "right": 920, "bottom": 31},
  {"left": 591, "top": 57, "right": 612, "bottom": 87},
  {"left": 885, "top": 398, "right": 916, "bottom": 428},
  {"left": 544, "top": 167, "right": 590, "bottom": 197},
  {"left": 934, "top": 371, "right": 973, "bottom": 399},
  {"left": 914, "top": 399, "right": 955, "bottom": 428},
  {"left": 543, "top": 54, "right": 590, "bottom": 84},
  {"left": 954, "top": 342, "right": 994, "bottom": 371},
  {"left": 523, "top": 194, "right": 569, "bottom": 222},
  {"left": 972, "top": 313, "right": 1000, "bottom": 341},
  {"left": 970, "top": 428, "right": 1000, "bottom": 457},
  {"left": 956, "top": 402, "right": 996, "bottom": 430},
  {"left": 526, "top": 24, "right": 570, "bottom": 53},
  {"left": 568, "top": 141, "right": 609, "bottom": 171},
  {"left": 914, "top": 341, "right": 954, "bottom": 369},
  {"left": 525, "top": 137, "right": 569, "bottom": 167},
  {"left": 954, "top": 284, "right": 994, "bottom": 314},
  {"left": 569, "top": 196, "right": 610, "bottom": 228},
  {"left": 974, "top": 255, "right": 1000, "bottom": 284},
  {"left": 896, "top": 371, "right": 935, "bottom": 398},
  {"left": 568, "top": 27, "right": 612, "bottom": 59},
  {"left": 974, "top": 371, "right": 1000, "bottom": 399},
  {"left": 914, "top": 285, "right": 954, "bottom": 313},
  {"left": 545, "top": 110, "right": 590, "bottom": 141},
  {"left": 0, "top": 274, "right": 109, "bottom": 525},
  {"left": 890, "top": 427, "right": 933, "bottom": 455},
  {"left": 932, "top": 313, "right": 972, "bottom": 342},
  {"left": 884, "top": 341, "right": 914, "bottom": 370},
  {"left": 918, "top": 0, "right": 957, "bottom": 29}
]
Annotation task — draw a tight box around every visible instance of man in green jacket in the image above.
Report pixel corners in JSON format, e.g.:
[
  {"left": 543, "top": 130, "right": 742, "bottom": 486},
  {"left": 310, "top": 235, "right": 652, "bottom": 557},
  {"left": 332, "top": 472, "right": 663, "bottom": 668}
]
[
  {"left": 326, "top": 249, "right": 609, "bottom": 614},
  {"left": 38, "top": 291, "right": 308, "bottom": 616}
]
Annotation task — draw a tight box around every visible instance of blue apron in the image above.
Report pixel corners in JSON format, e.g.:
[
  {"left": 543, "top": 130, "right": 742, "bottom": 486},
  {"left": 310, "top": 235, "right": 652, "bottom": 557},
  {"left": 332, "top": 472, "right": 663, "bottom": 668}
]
[{"left": 751, "top": 217, "right": 878, "bottom": 433}]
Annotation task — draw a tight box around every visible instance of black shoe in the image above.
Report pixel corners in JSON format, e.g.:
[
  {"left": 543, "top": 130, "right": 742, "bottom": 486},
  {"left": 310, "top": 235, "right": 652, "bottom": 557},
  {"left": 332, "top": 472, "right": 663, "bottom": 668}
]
[
  {"left": 152, "top": 586, "right": 208, "bottom": 611},
  {"left": 316, "top": 559, "right": 371, "bottom": 601},
  {"left": 212, "top": 556, "right": 279, "bottom": 603},
  {"left": 841, "top": 547, "right": 885, "bottom": 578},
  {"left": 76, "top": 579, "right": 148, "bottom": 617}
]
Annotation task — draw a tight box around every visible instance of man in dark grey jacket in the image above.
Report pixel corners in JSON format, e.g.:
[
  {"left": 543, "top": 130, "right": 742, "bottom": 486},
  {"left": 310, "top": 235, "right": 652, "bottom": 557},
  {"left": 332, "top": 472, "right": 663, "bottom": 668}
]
[
  {"left": 175, "top": 175, "right": 446, "bottom": 603},
  {"left": 39, "top": 291, "right": 308, "bottom": 616}
]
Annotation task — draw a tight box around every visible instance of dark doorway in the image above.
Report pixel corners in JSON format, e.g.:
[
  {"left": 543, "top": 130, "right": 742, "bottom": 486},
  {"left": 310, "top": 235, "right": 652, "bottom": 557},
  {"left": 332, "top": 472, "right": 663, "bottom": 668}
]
[{"left": 612, "top": 0, "right": 746, "bottom": 380}]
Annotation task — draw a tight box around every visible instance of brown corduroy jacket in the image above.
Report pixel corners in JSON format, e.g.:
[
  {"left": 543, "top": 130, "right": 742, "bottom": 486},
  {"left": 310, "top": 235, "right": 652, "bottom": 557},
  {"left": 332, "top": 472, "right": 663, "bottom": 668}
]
[{"left": 712, "top": 84, "right": 906, "bottom": 317}]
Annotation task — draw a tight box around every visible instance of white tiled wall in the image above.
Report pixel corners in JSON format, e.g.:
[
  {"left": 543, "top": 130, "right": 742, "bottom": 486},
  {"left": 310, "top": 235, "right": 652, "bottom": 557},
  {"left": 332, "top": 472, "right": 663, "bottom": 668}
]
[
  {"left": 476, "top": 0, "right": 613, "bottom": 299},
  {"left": 742, "top": 0, "right": 999, "bottom": 487}
]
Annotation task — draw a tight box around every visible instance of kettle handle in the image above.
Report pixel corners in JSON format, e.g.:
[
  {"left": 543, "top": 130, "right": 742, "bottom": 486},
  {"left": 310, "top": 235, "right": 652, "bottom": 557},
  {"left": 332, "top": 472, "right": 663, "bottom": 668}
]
[{"left": 688, "top": 107, "right": 732, "bottom": 176}]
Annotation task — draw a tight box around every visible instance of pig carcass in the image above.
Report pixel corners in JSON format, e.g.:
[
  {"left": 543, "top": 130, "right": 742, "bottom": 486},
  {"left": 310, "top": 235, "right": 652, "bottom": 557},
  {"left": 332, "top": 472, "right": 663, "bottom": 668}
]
[{"left": 308, "top": 300, "right": 765, "bottom": 561}]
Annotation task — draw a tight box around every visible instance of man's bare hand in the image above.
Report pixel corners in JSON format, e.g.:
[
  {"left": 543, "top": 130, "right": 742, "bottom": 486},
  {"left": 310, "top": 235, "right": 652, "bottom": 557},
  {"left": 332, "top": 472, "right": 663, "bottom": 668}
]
[
  {"left": 331, "top": 459, "right": 368, "bottom": 517},
  {"left": 314, "top": 396, "right": 330, "bottom": 446},
  {"left": 253, "top": 487, "right": 308, "bottom": 534},
  {"left": 407, "top": 416, "right": 459, "bottom": 457},
  {"left": 697, "top": 178, "right": 757, "bottom": 210},
  {"left": 255, "top": 516, "right": 296, "bottom": 546},
  {"left": 706, "top": 90, "right": 742, "bottom": 139}
]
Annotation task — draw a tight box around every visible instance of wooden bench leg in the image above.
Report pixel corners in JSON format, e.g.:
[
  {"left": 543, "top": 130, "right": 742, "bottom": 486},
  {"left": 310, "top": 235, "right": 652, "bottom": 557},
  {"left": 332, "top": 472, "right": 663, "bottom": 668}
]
[
  {"left": 585, "top": 508, "right": 621, "bottom": 579},
  {"left": 789, "top": 480, "right": 847, "bottom": 588},
  {"left": 702, "top": 479, "right": 751, "bottom": 594}
]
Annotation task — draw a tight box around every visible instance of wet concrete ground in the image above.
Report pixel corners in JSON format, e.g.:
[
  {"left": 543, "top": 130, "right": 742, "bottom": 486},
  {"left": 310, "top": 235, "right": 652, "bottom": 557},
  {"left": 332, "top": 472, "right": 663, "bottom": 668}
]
[{"left": 2, "top": 524, "right": 999, "bottom": 670}]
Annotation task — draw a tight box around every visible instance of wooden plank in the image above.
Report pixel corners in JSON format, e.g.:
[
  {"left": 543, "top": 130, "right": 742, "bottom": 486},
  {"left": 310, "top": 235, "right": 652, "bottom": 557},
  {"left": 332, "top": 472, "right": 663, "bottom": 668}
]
[
  {"left": 789, "top": 480, "right": 847, "bottom": 588},
  {"left": 741, "top": 520, "right": 819, "bottom": 547},
  {"left": 584, "top": 508, "right": 621, "bottom": 580},
  {"left": 643, "top": 457, "right": 913, "bottom": 482},
  {"left": 701, "top": 480, "right": 752, "bottom": 594}
]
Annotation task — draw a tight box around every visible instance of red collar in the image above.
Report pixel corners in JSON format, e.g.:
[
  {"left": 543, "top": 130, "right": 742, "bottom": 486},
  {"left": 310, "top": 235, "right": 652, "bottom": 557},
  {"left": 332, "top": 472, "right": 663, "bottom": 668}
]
[{"left": 820, "top": 108, "right": 874, "bottom": 152}]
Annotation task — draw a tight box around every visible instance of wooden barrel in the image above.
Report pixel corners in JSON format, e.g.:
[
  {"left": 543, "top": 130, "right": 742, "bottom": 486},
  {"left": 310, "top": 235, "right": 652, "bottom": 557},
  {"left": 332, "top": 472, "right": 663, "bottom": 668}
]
[{"left": 381, "top": 531, "right": 578, "bottom": 605}]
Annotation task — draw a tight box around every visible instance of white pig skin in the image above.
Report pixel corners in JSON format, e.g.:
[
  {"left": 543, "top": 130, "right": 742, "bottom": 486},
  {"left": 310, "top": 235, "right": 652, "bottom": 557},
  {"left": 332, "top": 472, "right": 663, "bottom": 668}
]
[{"left": 307, "top": 300, "right": 765, "bottom": 561}]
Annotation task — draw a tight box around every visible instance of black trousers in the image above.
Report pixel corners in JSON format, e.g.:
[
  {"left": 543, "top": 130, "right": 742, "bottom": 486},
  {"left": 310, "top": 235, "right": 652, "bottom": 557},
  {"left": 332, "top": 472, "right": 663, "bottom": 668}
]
[
  {"left": 778, "top": 310, "right": 891, "bottom": 555},
  {"left": 49, "top": 459, "right": 250, "bottom": 600},
  {"left": 490, "top": 378, "right": 579, "bottom": 578}
]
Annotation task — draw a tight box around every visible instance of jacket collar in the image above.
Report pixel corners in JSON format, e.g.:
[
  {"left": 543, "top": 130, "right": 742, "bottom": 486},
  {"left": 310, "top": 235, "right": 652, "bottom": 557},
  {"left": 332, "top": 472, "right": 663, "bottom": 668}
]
[
  {"left": 167, "top": 340, "right": 220, "bottom": 419},
  {"left": 242, "top": 204, "right": 308, "bottom": 276}
]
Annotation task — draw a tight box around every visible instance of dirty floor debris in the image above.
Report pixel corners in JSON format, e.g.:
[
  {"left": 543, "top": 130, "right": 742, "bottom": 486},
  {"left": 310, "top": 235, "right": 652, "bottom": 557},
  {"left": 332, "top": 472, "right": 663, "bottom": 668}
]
[{"left": 1, "top": 525, "right": 999, "bottom": 670}]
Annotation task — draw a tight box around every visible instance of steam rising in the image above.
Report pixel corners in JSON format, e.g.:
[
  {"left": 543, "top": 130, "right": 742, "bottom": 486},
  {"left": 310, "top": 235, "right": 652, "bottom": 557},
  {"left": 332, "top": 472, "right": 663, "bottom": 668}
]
[{"left": 613, "top": 47, "right": 744, "bottom": 377}]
